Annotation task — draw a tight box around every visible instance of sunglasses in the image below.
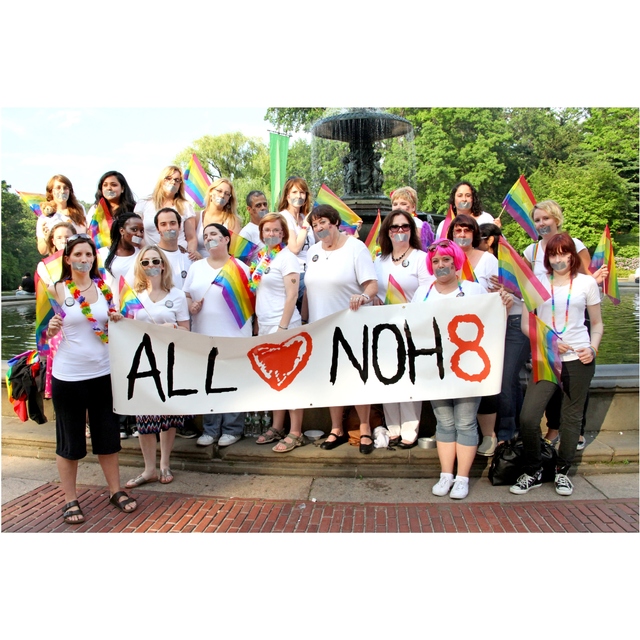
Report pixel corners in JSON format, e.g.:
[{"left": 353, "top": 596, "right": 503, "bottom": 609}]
[
  {"left": 64, "top": 234, "right": 93, "bottom": 252},
  {"left": 389, "top": 224, "right": 411, "bottom": 232},
  {"left": 141, "top": 259, "right": 162, "bottom": 267},
  {"left": 427, "top": 239, "right": 453, "bottom": 252}
]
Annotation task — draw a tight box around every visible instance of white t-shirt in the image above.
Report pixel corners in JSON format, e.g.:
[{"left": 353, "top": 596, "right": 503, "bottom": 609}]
[
  {"left": 134, "top": 198, "right": 195, "bottom": 250},
  {"left": 183, "top": 258, "right": 252, "bottom": 337},
  {"left": 436, "top": 211, "right": 494, "bottom": 238},
  {"left": 471, "top": 250, "right": 498, "bottom": 292},
  {"left": 254, "top": 247, "right": 302, "bottom": 326},
  {"left": 159, "top": 246, "right": 193, "bottom": 291},
  {"left": 412, "top": 278, "right": 486, "bottom": 303},
  {"left": 536, "top": 273, "right": 600, "bottom": 362},
  {"left": 280, "top": 210, "right": 316, "bottom": 272},
  {"left": 523, "top": 238, "right": 587, "bottom": 278},
  {"left": 36, "top": 206, "right": 87, "bottom": 242},
  {"left": 134, "top": 287, "right": 190, "bottom": 325},
  {"left": 305, "top": 236, "right": 377, "bottom": 323},
  {"left": 239, "top": 222, "right": 264, "bottom": 251},
  {"left": 374, "top": 249, "right": 432, "bottom": 303},
  {"left": 98, "top": 246, "right": 139, "bottom": 307}
]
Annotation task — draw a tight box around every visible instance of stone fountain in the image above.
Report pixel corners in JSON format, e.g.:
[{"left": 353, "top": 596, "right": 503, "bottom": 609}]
[{"left": 311, "top": 109, "right": 413, "bottom": 229}]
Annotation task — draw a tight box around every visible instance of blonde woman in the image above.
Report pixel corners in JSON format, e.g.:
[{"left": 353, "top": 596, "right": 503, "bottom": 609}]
[
  {"left": 124, "top": 245, "right": 190, "bottom": 488},
  {"left": 134, "top": 165, "right": 198, "bottom": 258},
  {"left": 196, "top": 178, "right": 242, "bottom": 256}
]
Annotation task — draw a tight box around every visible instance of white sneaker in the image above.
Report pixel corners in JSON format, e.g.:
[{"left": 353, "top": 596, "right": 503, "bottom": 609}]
[
  {"left": 218, "top": 434, "right": 241, "bottom": 447},
  {"left": 576, "top": 437, "right": 586, "bottom": 451},
  {"left": 197, "top": 434, "right": 216, "bottom": 447},
  {"left": 510, "top": 469, "right": 543, "bottom": 494},
  {"left": 450, "top": 478, "right": 469, "bottom": 499},
  {"left": 554, "top": 473, "right": 574, "bottom": 496},
  {"left": 477, "top": 436, "right": 497, "bottom": 457},
  {"left": 432, "top": 474, "right": 454, "bottom": 497}
]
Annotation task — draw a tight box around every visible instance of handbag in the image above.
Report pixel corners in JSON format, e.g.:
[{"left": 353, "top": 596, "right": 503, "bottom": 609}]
[{"left": 488, "top": 438, "right": 557, "bottom": 486}]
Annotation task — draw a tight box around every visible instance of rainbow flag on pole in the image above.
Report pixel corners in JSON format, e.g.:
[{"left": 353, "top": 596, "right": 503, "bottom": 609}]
[
  {"left": 589, "top": 225, "right": 620, "bottom": 305},
  {"left": 365, "top": 210, "right": 381, "bottom": 260},
  {"left": 498, "top": 237, "right": 550, "bottom": 312},
  {"left": 501, "top": 175, "right": 538, "bottom": 240},
  {"left": 42, "top": 249, "right": 63, "bottom": 283},
  {"left": 385, "top": 275, "right": 408, "bottom": 305},
  {"left": 229, "top": 232, "right": 260, "bottom": 265},
  {"left": 16, "top": 191, "right": 46, "bottom": 217},
  {"left": 459, "top": 256, "right": 478, "bottom": 283},
  {"left": 89, "top": 198, "right": 113, "bottom": 249},
  {"left": 437, "top": 205, "right": 455, "bottom": 240},
  {"left": 118, "top": 277, "right": 145, "bottom": 319},
  {"left": 315, "top": 184, "right": 362, "bottom": 235},
  {"left": 213, "top": 257, "right": 255, "bottom": 329},
  {"left": 35, "top": 274, "right": 56, "bottom": 356},
  {"left": 529, "top": 312, "right": 562, "bottom": 388},
  {"left": 184, "top": 153, "right": 211, "bottom": 208}
]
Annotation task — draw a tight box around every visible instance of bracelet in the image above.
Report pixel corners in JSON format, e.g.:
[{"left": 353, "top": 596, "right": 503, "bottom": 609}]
[
  {"left": 278, "top": 325, "right": 287, "bottom": 330},
  {"left": 360, "top": 293, "right": 370, "bottom": 301},
  {"left": 589, "top": 345, "right": 598, "bottom": 356}
]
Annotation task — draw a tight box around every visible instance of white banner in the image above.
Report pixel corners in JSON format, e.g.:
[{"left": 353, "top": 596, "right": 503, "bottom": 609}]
[{"left": 110, "top": 294, "right": 506, "bottom": 415}]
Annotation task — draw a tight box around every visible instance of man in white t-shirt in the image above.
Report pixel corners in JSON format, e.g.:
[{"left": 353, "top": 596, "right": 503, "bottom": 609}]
[
  {"left": 155, "top": 208, "right": 195, "bottom": 291},
  {"left": 239, "top": 190, "right": 268, "bottom": 250}
]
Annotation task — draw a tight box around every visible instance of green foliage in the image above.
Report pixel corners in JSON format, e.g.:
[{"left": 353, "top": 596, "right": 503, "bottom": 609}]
[
  {"left": 265, "top": 108, "right": 328, "bottom": 134},
  {"left": 1, "top": 181, "right": 42, "bottom": 290}
]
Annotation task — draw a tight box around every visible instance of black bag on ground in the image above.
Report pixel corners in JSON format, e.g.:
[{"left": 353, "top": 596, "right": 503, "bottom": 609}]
[{"left": 488, "top": 438, "right": 557, "bottom": 486}]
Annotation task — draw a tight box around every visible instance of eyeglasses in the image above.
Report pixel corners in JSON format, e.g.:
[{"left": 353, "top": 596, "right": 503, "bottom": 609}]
[
  {"left": 427, "top": 240, "right": 453, "bottom": 252},
  {"left": 389, "top": 224, "right": 411, "bottom": 232},
  {"left": 141, "top": 259, "right": 162, "bottom": 267},
  {"left": 164, "top": 177, "right": 182, "bottom": 184},
  {"left": 214, "top": 188, "right": 232, "bottom": 198}
]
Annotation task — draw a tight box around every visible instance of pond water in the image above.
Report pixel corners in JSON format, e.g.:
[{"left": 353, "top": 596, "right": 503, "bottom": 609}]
[{"left": 1, "top": 288, "right": 638, "bottom": 364}]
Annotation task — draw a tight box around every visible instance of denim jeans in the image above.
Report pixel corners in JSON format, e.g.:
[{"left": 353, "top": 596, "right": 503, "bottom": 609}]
[
  {"left": 431, "top": 397, "right": 481, "bottom": 446},
  {"left": 202, "top": 412, "right": 245, "bottom": 438},
  {"left": 519, "top": 359, "right": 595, "bottom": 474},
  {"left": 496, "top": 314, "right": 530, "bottom": 442}
]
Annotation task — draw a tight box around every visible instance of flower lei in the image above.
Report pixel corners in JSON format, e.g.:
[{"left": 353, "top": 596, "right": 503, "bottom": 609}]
[
  {"left": 249, "top": 243, "right": 285, "bottom": 292},
  {"left": 66, "top": 277, "right": 115, "bottom": 343}
]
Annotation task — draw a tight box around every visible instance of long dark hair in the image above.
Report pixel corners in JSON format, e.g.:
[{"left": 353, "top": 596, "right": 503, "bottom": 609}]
[
  {"left": 59, "top": 235, "right": 101, "bottom": 282},
  {"left": 378, "top": 209, "right": 421, "bottom": 257},
  {"left": 104, "top": 213, "right": 143, "bottom": 275},
  {"left": 448, "top": 181, "right": 483, "bottom": 218},
  {"left": 93, "top": 171, "right": 137, "bottom": 216}
]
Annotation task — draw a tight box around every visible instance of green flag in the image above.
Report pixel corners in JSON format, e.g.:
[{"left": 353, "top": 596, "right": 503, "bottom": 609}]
[{"left": 269, "top": 132, "right": 289, "bottom": 210}]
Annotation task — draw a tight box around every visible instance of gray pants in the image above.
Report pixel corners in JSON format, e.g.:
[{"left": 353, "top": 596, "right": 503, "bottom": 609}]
[{"left": 203, "top": 412, "right": 245, "bottom": 438}]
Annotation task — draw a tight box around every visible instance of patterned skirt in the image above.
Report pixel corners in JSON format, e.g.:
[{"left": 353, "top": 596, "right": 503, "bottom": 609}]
[{"left": 135, "top": 415, "right": 185, "bottom": 435}]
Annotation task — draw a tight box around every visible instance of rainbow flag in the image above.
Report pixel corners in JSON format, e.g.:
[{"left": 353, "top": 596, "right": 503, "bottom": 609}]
[
  {"left": 35, "top": 274, "right": 55, "bottom": 356},
  {"left": 459, "top": 256, "right": 478, "bottom": 283},
  {"left": 365, "top": 210, "right": 381, "bottom": 260},
  {"left": 385, "top": 274, "right": 408, "bottom": 305},
  {"left": 437, "top": 205, "right": 455, "bottom": 239},
  {"left": 497, "top": 237, "right": 550, "bottom": 311},
  {"left": 213, "top": 257, "right": 255, "bottom": 329},
  {"left": 184, "top": 153, "right": 211, "bottom": 208},
  {"left": 16, "top": 191, "right": 46, "bottom": 217},
  {"left": 89, "top": 198, "right": 113, "bottom": 249},
  {"left": 229, "top": 232, "right": 260, "bottom": 265},
  {"left": 315, "top": 184, "right": 362, "bottom": 235},
  {"left": 42, "top": 249, "right": 63, "bottom": 283},
  {"left": 6, "top": 349, "right": 40, "bottom": 421},
  {"left": 529, "top": 312, "right": 562, "bottom": 388},
  {"left": 118, "top": 276, "right": 144, "bottom": 319},
  {"left": 589, "top": 225, "right": 620, "bottom": 305},
  {"left": 501, "top": 175, "right": 538, "bottom": 240}
]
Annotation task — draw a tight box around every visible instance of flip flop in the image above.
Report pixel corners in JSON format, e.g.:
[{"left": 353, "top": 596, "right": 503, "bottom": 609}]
[
  {"left": 109, "top": 491, "right": 137, "bottom": 513},
  {"left": 125, "top": 474, "right": 158, "bottom": 489},
  {"left": 62, "top": 500, "right": 85, "bottom": 524},
  {"left": 159, "top": 468, "right": 174, "bottom": 484}
]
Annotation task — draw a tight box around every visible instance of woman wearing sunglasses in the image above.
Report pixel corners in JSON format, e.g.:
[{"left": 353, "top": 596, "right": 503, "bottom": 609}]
[
  {"left": 124, "top": 246, "right": 190, "bottom": 488},
  {"left": 45, "top": 234, "right": 135, "bottom": 524},
  {"left": 372, "top": 209, "right": 432, "bottom": 448},
  {"left": 412, "top": 239, "right": 511, "bottom": 499}
]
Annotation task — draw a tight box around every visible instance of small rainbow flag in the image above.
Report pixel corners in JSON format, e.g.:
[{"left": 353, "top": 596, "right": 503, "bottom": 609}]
[
  {"left": 589, "top": 225, "right": 620, "bottom": 305},
  {"left": 437, "top": 205, "right": 455, "bottom": 239},
  {"left": 184, "top": 153, "right": 211, "bottom": 208},
  {"left": 459, "top": 256, "right": 478, "bottom": 283},
  {"left": 213, "top": 257, "right": 255, "bottom": 329},
  {"left": 118, "top": 276, "right": 144, "bottom": 319},
  {"left": 229, "top": 232, "right": 260, "bottom": 265},
  {"left": 529, "top": 312, "right": 562, "bottom": 388},
  {"left": 35, "top": 274, "right": 55, "bottom": 356},
  {"left": 315, "top": 184, "right": 362, "bottom": 235},
  {"left": 365, "top": 210, "right": 381, "bottom": 260},
  {"left": 385, "top": 274, "right": 408, "bottom": 305},
  {"left": 42, "top": 249, "right": 63, "bottom": 283},
  {"left": 6, "top": 349, "right": 40, "bottom": 421},
  {"left": 89, "top": 198, "right": 113, "bottom": 249},
  {"left": 497, "top": 237, "right": 550, "bottom": 312},
  {"left": 501, "top": 175, "right": 538, "bottom": 240},
  {"left": 16, "top": 191, "right": 46, "bottom": 217}
]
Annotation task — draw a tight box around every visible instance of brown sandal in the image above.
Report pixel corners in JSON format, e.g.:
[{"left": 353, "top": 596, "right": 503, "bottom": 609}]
[
  {"left": 272, "top": 433, "right": 308, "bottom": 453},
  {"left": 256, "top": 426, "right": 285, "bottom": 444}
]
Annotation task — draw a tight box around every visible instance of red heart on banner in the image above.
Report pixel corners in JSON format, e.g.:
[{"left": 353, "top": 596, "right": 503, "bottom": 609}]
[{"left": 247, "top": 332, "right": 313, "bottom": 391}]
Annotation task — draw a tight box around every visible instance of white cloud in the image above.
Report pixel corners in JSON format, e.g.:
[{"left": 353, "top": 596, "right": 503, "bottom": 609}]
[{"left": 47, "top": 110, "right": 82, "bottom": 129}]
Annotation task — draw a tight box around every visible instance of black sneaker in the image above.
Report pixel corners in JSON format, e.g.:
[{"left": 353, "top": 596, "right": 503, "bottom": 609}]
[
  {"left": 176, "top": 427, "right": 199, "bottom": 439},
  {"left": 509, "top": 469, "right": 543, "bottom": 494}
]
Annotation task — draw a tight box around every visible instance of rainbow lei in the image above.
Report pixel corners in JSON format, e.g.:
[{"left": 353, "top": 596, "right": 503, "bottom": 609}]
[
  {"left": 66, "top": 277, "right": 115, "bottom": 343},
  {"left": 249, "top": 243, "right": 285, "bottom": 292},
  {"left": 550, "top": 274, "right": 573, "bottom": 336}
]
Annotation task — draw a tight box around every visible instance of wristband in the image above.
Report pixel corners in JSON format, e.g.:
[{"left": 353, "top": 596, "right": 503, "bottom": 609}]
[
  {"left": 278, "top": 325, "right": 287, "bottom": 330},
  {"left": 360, "top": 293, "right": 370, "bottom": 301},
  {"left": 589, "top": 345, "right": 598, "bottom": 357}
]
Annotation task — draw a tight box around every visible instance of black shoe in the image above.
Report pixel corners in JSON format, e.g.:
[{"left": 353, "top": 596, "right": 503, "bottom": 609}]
[
  {"left": 396, "top": 440, "right": 417, "bottom": 449},
  {"left": 320, "top": 432, "right": 348, "bottom": 450},
  {"left": 176, "top": 427, "right": 199, "bottom": 439},
  {"left": 359, "top": 434, "right": 374, "bottom": 454},
  {"left": 388, "top": 436, "right": 401, "bottom": 447}
]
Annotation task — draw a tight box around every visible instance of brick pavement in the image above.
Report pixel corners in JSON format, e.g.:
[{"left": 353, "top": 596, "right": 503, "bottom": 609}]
[{"left": 2, "top": 483, "right": 638, "bottom": 533}]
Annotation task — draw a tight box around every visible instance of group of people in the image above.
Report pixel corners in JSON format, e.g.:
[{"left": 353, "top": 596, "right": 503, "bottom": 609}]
[{"left": 36, "top": 166, "right": 607, "bottom": 523}]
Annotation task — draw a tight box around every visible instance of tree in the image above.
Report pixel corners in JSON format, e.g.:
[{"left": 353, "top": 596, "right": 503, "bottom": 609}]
[{"left": 265, "top": 108, "right": 328, "bottom": 134}]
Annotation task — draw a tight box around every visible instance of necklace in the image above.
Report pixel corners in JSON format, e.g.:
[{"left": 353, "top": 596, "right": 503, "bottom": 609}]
[
  {"left": 550, "top": 273, "right": 573, "bottom": 335},
  {"left": 66, "top": 277, "right": 114, "bottom": 343},
  {"left": 78, "top": 282, "right": 93, "bottom": 292},
  {"left": 249, "top": 243, "right": 285, "bottom": 292},
  {"left": 392, "top": 248, "right": 409, "bottom": 263},
  {"left": 424, "top": 279, "right": 463, "bottom": 300}
]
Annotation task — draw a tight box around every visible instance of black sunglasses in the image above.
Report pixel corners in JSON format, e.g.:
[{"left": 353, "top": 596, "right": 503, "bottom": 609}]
[
  {"left": 389, "top": 224, "right": 411, "bottom": 232},
  {"left": 64, "top": 234, "right": 93, "bottom": 253},
  {"left": 141, "top": 259, "right": 162, "bottom": 267}
]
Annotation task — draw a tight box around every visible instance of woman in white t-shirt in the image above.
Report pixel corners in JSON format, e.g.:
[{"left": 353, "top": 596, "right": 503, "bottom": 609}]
[
  {"left": 372, "top": 209, "right": 432, "bottom": 448},
  {"left": 436, "top": 181, "right": 496, "bottom": 238},
  {"left": 511, "top": 232, "right": 603, "bottom": 498},
  {"left": 36, "top": 222, "right": 75, "bottom": 285},
  {"left": 124, "top": 246, "right": 190, "bottom": 489},
  {"left": 196, "top": 178, "right": 242, "bottom": 256},
  {"left": 86, "top": 171, "right": 137, "bottom": 232},
  {"left": 249, "top": 213, "right": 305, "bottom": 452},
  {"left": 303, "top": 204, "right": 378, "bottom": 454},
  {"left": 134, "top": 165, "right": 198, "bottom": 259}
]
